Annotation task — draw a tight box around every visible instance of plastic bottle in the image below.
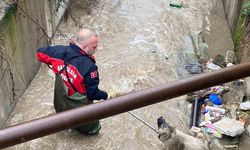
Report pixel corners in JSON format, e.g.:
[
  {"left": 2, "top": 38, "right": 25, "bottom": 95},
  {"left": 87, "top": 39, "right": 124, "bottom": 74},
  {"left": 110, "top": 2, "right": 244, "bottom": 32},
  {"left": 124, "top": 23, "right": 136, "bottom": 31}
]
[
  {"left": 170, "top": 2, "right": 183, "bottom": 8},
  {"left": 209, "top": 94, "right": 222, "bottom": 106},
  {"left": 205, "top": 106, "right": 225, "bottom": 114}
]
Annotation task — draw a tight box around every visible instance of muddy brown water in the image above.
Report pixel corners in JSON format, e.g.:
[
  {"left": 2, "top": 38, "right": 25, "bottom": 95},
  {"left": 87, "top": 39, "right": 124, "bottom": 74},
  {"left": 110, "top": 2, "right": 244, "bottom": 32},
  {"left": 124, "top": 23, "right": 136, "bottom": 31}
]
[{"left": 4, "top": 0, "right": 222, "bottom": 149}]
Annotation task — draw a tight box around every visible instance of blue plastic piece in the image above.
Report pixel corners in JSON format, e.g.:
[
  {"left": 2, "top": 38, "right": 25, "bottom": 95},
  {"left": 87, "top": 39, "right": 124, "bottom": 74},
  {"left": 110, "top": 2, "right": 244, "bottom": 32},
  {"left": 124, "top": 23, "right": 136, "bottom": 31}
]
[{"left": 209, "top": 94, "right": 222, "bottom": 106}]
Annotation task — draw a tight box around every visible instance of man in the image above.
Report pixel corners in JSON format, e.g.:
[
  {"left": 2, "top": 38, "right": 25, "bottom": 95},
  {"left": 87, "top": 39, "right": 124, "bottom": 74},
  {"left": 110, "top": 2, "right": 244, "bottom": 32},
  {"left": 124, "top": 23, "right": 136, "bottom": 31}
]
[{"left": 36, "top": 29, "right": 108, "bottom": 135}]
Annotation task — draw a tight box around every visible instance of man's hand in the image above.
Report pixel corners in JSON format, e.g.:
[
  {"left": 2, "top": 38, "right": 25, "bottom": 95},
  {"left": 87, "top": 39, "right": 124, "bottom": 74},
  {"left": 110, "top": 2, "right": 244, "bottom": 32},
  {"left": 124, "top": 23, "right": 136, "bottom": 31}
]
[
  {"left": 108, "top": 91, "right": 117, "bottom": 99},
  {"left": 108, "top": 91, "right": 126, "bottom": 99}
]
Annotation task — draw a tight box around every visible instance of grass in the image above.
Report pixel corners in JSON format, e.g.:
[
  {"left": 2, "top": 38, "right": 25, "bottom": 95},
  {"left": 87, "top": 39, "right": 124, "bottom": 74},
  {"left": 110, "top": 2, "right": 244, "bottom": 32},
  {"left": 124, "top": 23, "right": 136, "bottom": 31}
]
[
  {"left": 233, "top": 0, "right": 250, "bottom": 50},
  {"left": 3, "top": 4, "right": 17, "bottom": 22},
  {"left": 234, "top": 12, "right": 245, "bottom": 50}
]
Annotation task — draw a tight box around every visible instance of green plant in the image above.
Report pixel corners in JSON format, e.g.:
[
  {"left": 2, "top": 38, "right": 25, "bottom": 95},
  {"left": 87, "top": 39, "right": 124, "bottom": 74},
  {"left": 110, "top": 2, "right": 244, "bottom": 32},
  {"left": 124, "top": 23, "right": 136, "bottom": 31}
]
[
  {"left": 242, "top": 1, "right": 250, "bottom": 16},
  {"left": 3, "top": 4, "right": 17, "bottom": 22},
  {"left": 234, "top": 14, "right": 245, "bottom": 49}
]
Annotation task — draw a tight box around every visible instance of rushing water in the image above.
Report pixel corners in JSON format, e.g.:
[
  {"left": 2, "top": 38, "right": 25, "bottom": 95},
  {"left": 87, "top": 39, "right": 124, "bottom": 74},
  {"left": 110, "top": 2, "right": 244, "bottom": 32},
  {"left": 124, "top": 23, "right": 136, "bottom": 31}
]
[{"left": 5, "top": 0, "right": 216, "bottom": 149}]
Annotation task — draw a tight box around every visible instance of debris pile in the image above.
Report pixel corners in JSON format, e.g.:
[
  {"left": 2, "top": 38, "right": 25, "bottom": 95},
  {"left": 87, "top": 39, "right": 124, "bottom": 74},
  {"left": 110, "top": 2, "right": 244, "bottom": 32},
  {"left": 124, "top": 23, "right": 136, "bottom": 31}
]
[{"left": 182, "top": 35, "right": 250, "bottom": 149}]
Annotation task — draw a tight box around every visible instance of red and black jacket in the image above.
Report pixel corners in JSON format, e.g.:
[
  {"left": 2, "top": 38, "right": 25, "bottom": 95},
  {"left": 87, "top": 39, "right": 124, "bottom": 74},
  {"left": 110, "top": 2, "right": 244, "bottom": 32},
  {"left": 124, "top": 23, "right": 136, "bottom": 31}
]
[{"left": 36, "top": 44, "right": 108, "bottom": 100}]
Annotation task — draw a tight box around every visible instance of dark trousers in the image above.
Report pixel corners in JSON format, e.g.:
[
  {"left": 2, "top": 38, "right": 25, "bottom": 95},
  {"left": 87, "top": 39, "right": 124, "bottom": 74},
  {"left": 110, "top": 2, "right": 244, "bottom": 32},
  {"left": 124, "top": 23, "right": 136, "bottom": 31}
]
[{"left": 54, "top": 75, "right": 101, "bottom": 134}]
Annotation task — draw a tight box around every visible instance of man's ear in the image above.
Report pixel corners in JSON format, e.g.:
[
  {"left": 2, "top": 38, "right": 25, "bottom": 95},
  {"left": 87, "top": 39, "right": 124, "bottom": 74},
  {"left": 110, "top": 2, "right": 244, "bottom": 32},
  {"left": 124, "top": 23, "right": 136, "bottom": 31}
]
[{"left": 82, "top": 45, "right": 87, "bottom": 51}]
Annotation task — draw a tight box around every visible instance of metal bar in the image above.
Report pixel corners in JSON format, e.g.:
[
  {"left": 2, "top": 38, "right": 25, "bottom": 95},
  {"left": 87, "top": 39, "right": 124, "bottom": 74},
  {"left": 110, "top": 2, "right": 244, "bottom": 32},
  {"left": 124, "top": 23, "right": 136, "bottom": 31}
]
[
  {"left": 192, "top": 99, "right": 198, "bottom": 127},
  {"left": 128, "top": 111, "right": 159, "bottom": 134},
  {"left": 1, "top": 62, "right": 250, "bottom": 148}
]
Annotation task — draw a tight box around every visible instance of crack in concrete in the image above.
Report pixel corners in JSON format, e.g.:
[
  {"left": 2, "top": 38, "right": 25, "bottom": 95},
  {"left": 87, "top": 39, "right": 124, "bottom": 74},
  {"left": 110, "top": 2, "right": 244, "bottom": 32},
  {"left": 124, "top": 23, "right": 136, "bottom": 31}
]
[
  {"left": 0, "top": 45, "right": 17, "bottom": 105},
  {"left": 8, "top": 62, "right": 16, "bottom": 104}
]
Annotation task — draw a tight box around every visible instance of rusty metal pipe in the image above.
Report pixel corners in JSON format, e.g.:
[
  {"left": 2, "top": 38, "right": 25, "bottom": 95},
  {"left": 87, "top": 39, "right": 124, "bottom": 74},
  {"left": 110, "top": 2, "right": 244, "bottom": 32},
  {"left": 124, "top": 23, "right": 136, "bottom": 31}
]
[{"left": 1, "top": 62, "right": 250, "bottom": 148}]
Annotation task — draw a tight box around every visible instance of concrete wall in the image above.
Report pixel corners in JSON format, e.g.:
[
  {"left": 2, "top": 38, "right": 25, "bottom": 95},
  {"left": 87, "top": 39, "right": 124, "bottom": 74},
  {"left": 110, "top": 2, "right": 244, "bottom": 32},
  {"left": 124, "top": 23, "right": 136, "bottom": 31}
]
[
  {"left": 222, "top": 0, "right": 243, "bottom": 36},
  {"left": 44, "top": 0, "right": 69, "bottom": 37},
  {"left": 0, "top": 0, "right": 67, "bottom": 127},
  {"left": 203, "top": 0, "right": 235, "bottom": 58}
]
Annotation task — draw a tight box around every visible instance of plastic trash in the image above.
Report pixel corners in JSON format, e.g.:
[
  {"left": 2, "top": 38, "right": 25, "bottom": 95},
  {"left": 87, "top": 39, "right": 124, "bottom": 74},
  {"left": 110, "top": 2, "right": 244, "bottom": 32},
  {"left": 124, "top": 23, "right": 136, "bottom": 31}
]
[
  {"left": 203, "top": 127, "right": 222, "bottom": 138},
  {"left": 203, "top": 123, "right": 222, "bottom": 138},
  {"left": 190, "top": 126, "right": 202, "bottom": 133},
  {"left": 235, "top": 79, "right": 244, "bottom": 86},
  {"left": 205, "top": 106, "right": 225, "bottom": 114},
  {"left": 207, "top": 62, "right": 221, "bottom": 71},
  {"left": 204, "top": 122, "right": 216, "bottom": 130},
  {"left": 204, "top": 110, "right": 223, "bottom": 123},
  {"left": 184, "top": 62, "right": 203, "bottom": 74},
  {"left": 199, "top": 121, "right": 211, "bottom": 127},
  {"left": 226, "top": 63, "right": 234, "bottom": 67},
  {"left": 225, "top": 51, "right": 235, "bottom": 64},
  {"left": 240, "top": 101, "right": 250, "bottom": 110},
  {"left": 210, "top": 86, "right": 224, "bottom": 95},
  {"left": 170, "top": 2, "right": 183, "bottom": 8},
  {"left": 213, "top": 55, "right": 226, "bottom": 67},
  {"left": 204, "top": 113, "right": 212, "bottom": 122},
  {"left": 209, "top": 94, "right": 222, "bottom": 106}
]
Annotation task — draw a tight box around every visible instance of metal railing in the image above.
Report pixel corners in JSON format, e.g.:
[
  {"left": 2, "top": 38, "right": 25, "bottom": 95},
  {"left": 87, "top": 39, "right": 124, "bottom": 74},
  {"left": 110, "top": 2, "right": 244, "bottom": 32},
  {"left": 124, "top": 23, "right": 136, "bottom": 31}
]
[{"left": 1, "top": 62, "right": 250, "bottom": 149}]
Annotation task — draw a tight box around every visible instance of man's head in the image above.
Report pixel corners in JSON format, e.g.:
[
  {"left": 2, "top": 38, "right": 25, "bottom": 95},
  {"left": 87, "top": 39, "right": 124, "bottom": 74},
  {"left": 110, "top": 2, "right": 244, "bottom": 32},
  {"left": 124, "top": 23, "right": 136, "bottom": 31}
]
[{"left": 76, "top": 29, "right": 98, "bottom": 56}]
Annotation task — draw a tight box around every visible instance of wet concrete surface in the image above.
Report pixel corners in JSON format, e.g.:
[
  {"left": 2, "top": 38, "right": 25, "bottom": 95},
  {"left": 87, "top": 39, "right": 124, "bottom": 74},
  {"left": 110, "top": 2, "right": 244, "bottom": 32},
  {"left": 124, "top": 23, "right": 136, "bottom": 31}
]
[
  {"left": 3, "top": 0, "right": 236, "bottom": 149},
  {"left": 202, "top": 0, "right": 235, "bottom": 58}
]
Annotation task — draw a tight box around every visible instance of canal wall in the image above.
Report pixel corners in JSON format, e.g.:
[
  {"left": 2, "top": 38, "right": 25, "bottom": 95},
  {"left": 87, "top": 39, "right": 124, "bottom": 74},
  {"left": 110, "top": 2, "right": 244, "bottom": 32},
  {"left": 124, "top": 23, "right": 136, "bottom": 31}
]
[{"left": 0, "top": 0, "right": 68, "bottom": 127}]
